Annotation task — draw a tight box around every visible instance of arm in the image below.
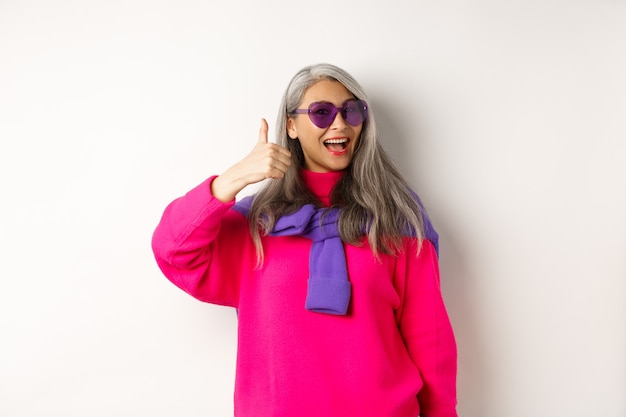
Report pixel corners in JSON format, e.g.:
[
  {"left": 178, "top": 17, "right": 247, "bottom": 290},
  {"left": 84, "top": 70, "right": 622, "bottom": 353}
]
[
  {"left": 211, "top": 118, "right": 292, "bottom": 202},
  {"left": 395, "top": 240, "right": 458, "bottom": 417},
  {"left": 151, "top": 176, "right": 251, "bottom": 306},
  {"left": 152, "top": 119, "right": 292, "bottom": 305}
]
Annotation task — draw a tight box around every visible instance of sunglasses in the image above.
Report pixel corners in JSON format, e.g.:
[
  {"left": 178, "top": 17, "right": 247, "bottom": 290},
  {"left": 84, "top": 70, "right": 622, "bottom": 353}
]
[{"left": 290, "top": 99, "right": 368, "bottom": 129}]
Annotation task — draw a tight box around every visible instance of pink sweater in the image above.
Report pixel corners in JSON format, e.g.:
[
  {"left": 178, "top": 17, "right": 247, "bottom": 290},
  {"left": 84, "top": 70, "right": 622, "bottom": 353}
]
[{"left": 152, "top": 170, "right": 458, "bottom": 417}]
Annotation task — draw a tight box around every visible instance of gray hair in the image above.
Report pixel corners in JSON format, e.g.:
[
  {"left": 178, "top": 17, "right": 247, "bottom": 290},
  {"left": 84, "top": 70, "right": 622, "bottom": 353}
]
[
  {"left": 248, "top": 63, "right": 425, "bottom": 261},
  {"left": 275, "top": 63, "right": 377, "bottom": 171}
]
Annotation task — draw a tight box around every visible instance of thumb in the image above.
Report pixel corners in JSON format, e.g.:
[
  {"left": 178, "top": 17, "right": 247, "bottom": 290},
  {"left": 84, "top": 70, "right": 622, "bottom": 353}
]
[{"left": 257, "top": 118, "right": 269, "bottom": 144}]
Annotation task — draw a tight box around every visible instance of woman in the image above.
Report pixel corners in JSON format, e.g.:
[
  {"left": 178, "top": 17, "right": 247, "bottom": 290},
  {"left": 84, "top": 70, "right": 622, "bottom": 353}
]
[{"left": 152, "top": 63, "right": 458, "bottom": 417}]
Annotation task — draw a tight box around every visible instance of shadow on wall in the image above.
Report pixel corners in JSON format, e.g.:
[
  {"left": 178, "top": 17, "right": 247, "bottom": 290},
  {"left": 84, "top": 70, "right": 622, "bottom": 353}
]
[
  {"left": 437, "top": 224, "right": 487, "bottom": 417},
  {"left": 371, "top": 91, "right": 488, "bottom": 417}
]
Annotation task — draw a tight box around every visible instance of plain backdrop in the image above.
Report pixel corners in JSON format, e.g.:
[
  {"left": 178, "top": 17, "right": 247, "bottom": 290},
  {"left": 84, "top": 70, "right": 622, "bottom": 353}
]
[{"left": 1, "top": 1, "right": 625, "bottom": 416}]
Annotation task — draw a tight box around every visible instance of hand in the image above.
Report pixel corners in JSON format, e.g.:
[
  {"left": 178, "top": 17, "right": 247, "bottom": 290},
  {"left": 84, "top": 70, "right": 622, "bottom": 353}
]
[{"left": 211, "top": 118, "right": 292, "bottom": 202}]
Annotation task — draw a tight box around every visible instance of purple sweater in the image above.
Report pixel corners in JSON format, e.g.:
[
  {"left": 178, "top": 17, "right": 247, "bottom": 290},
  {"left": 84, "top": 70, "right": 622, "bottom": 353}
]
[{"left": 152, "top": 170, "right": 458, "bottom": 417}]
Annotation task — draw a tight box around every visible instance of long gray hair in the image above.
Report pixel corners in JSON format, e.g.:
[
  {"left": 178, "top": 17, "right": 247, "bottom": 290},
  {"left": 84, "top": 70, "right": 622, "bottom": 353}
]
[{"left": 248, "top": 63, "right": 425, "bottom": 260}]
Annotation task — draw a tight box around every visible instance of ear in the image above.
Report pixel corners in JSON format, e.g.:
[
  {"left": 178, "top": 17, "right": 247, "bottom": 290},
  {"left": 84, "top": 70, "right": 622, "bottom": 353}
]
[{"left": 286, "top": 117, "right": 298, "bottom": 139}]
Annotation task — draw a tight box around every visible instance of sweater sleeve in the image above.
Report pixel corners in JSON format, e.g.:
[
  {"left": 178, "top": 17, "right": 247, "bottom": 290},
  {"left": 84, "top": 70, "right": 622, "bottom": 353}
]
[
  {"left": 395, "top": 239, "right": 458, "bottom": 417},
  {"left": 151, "top": 176, "right": 255, "bottom": 307}
]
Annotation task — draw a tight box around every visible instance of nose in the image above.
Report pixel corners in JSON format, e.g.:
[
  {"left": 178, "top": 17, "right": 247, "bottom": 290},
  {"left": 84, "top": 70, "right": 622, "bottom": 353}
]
[{"left": 329, "top": 110, "right": 348, "bottom": 129}]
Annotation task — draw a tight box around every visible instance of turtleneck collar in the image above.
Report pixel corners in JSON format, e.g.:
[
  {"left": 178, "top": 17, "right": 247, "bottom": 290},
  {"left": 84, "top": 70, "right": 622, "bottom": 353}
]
[{"left": 301, "top": 169, "right": 344, "bottom": 207}]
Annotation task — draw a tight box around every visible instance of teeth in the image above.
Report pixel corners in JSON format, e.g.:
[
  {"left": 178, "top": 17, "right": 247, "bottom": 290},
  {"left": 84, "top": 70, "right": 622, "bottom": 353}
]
[{"left": 324, "top": 138, "right": 348, "bottom": 144}]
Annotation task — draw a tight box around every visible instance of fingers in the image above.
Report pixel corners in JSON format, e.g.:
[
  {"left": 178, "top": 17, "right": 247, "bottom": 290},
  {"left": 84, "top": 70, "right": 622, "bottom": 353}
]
[
  {"left": 214, "top": 120, "right": 293, "bottom": 198},
  {"left": 258, "top": 118, "right": 269, "bottom": 144},
  {"left": 251, "top": 118, "right": 292, "bottom": 180},
  {"left": 254, "top": 146, "right": 290, "bottom": 180},
  {"left": 256, "top": 117, "right": 291, "bottom": 159},
  {"left": 266, "top": 153, "right": 292, "bottom": 179},
  {"left": 257, "top": 118, "right": 290, "bottom": 156}
]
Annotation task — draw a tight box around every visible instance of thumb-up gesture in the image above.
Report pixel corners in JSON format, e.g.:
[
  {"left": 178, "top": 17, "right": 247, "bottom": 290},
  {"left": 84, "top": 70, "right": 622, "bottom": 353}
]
[{"left": 211, "top": 119, "right": 292, "bottom": 202}]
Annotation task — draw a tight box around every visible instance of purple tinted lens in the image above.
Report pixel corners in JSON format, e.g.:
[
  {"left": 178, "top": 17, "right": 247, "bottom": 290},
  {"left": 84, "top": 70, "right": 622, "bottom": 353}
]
[
  {"left": 307, "top": 102, "right": 336, "bottom": 128},
  {"left": 307, "top": 100, "right": 367, "bottom": 128},
  {"left": 343, "top": 100, "right": 367, "bottom": 126}
]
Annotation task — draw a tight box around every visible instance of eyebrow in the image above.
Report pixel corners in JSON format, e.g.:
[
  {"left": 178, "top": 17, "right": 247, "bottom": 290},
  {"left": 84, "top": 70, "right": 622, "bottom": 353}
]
[{"left": 303, "top": 97, "right": 356, "bottom": 106}]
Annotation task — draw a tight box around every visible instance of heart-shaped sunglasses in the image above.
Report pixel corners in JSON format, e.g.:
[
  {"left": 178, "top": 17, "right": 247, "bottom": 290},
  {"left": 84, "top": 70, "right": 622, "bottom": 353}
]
[{"left": 290, "top": 99, "right": 368, "bottom": 129}]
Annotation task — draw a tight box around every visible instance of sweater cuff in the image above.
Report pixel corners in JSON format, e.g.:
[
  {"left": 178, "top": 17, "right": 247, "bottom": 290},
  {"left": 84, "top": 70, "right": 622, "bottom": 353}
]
[
  {"left": 305, "top": 278, "right": 351, "bottom": 315},
  {"left": 183, "top": 176, "right": 235, "bottom": 227}
]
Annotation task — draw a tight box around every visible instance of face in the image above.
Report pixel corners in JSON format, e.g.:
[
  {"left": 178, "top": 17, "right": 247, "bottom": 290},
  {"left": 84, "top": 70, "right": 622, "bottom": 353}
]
[{"left": 287, "top": 79, "right": 364, "bottom": 173}]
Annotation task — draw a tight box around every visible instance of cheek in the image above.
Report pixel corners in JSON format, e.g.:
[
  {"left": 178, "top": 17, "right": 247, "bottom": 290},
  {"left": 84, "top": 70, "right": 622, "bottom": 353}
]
[
  {"left": 295, "top": 119, "right": 318, "bottom": 137},
  {"left": 300, "top": 124, "right": 324, "bottom": 141},
  {"left": 353, "top": 127, "right": 364, "bottom": 144}
]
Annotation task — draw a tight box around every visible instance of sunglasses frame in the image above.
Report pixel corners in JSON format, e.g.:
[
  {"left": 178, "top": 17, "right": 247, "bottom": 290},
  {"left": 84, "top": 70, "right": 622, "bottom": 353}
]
[{"left": 290, "top": 99, "right": 368, "bottom": 128}]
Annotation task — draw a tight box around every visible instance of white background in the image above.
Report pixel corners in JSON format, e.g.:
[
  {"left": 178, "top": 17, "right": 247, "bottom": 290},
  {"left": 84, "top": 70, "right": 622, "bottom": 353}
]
[{"left": 1, "top": 1, "right": 625, "bottom": 416}]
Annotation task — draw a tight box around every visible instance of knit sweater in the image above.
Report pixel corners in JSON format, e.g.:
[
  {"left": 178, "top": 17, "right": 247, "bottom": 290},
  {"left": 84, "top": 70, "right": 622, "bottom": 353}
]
[{"left": 152, "top": 170, "right": 458, "bottom": 417}]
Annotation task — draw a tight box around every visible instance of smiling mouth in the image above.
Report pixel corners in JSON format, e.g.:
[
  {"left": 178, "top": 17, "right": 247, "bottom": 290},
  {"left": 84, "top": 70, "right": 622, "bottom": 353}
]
[{"left": 323, "top": 138, "right": 348, "bottom": 152}]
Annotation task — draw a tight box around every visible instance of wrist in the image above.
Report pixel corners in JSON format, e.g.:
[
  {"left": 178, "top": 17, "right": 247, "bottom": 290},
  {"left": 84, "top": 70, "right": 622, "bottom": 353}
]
[{"left": 210, "top": 175, "right": 239, "bottom": 202}]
